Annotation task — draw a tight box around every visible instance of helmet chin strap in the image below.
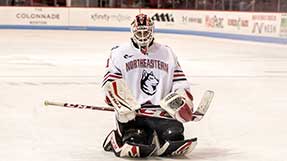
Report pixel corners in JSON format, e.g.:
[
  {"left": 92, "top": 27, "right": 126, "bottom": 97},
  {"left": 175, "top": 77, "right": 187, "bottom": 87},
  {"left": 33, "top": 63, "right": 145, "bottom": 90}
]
[
  {"left": 131, "top": 38, "right": 154, "bottom": 55},
  {"left": 140, "top": 46, "right": 148, "bottom": 54}
]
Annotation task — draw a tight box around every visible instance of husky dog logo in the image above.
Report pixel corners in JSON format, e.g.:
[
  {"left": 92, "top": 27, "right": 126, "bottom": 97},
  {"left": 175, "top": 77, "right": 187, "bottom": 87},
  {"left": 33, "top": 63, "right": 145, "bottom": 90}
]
[{"left": 140, "top": 70, "right": 159, "bottom": 95}]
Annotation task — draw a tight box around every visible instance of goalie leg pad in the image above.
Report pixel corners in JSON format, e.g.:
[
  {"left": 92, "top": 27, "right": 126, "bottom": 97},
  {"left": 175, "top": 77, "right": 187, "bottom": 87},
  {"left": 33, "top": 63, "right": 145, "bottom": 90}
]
[
  {"left": 160, "top": 123, "right": 184, "bottom": 142},
  {"left": 102, "top": 130, "right": 121, "bottom": 152},
  {"left": 122, "top": 142, "right": 156, "bottom": 158},
  {"left": 103, "top": 129, "right": 156, "bottom": 158},
  {"left": 122, "top": 128, "right": 149, "bottom": 145},
  {"left": 159, "top": 138, "right": 197, "bottom": 156}
]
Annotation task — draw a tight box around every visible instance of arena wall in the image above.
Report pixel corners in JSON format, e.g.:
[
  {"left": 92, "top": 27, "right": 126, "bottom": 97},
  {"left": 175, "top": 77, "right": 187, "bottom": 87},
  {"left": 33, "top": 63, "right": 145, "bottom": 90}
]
[{"left": 0, "top": 7, "right": 286, "bottom": 44}]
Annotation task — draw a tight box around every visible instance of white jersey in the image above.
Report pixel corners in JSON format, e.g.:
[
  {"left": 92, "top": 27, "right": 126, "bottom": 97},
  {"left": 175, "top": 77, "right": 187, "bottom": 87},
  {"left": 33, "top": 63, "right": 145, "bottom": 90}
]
[{"left": 102, "top": 41, "right": 190, "bottom": 106}]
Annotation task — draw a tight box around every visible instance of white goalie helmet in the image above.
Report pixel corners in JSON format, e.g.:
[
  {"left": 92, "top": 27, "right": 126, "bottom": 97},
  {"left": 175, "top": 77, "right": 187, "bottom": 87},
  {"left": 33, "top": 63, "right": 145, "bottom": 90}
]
[{"left": 131, "top": 13, "right": 154, "bottom": 52}]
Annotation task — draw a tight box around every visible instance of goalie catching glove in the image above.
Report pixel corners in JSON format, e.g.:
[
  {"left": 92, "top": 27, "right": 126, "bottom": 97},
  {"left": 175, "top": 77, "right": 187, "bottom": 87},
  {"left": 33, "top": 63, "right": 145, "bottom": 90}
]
[
  {"left": 160, "top": 89, "right": 194, "bottom": 123},
  {"left": 104, "top": 79, "right": 140, "bottom": 123}
]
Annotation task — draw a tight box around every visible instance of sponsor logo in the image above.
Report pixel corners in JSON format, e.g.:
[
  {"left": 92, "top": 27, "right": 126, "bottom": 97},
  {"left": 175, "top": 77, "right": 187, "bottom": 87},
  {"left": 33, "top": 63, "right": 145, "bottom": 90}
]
[
  {"left": 205, "top": 15, "right": 224, "bottom": 28},
  {"left": 151, "top": 13, "right": 174, "bottom": 22},
  {"left": 123, "top": 54, "right": 133, "bottom": 59},
  {"left": 227, "top": 18, "right": 249, "bottom": 29},
  {"left": 251, "top": 14, "right": 278, "bottom": 34},
  {"left": 15, "top": 8, "right": 60, "bottom": 25},
  {"left": 252, "top": 15, "right": 277, "bottom": 21},
  {"left": 140, "top": 70, "right": 159, "bottom": 96},
  {"left": 16, "top": 13, "right": 60, "bottom": 20},
  {"left": 91, "top": 13, "right": 131, "bottom": 22},
  {"left": 280, "top": 14, "right": 287, "bottom": 37},
  {"left": 182, "top": 16, "right": 202, "bottom": 24},
  {"left": 252, "top": 22, "right": 276, "bottom": 34}
]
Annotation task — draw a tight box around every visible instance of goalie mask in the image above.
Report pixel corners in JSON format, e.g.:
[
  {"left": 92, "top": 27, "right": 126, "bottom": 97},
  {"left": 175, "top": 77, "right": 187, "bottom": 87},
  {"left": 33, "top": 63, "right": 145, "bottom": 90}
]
[{"left": 131, "top": 14, "right": 154, "bottom": 54}]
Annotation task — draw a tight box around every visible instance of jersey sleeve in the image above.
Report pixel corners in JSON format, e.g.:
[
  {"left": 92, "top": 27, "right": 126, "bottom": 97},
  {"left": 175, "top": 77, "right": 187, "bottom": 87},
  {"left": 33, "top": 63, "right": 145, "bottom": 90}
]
[
  {"left": 102, "top": 47, "right": 123, "bottom": 87},
  {"left": 171, "top": 56, "right": 191, "bottom": 92}
]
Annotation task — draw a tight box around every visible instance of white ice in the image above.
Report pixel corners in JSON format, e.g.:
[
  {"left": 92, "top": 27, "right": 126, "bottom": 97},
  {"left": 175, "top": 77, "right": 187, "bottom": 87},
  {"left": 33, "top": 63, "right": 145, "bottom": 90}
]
[{"left": 1, "top": 30, "right": 287, "bottom": 161}]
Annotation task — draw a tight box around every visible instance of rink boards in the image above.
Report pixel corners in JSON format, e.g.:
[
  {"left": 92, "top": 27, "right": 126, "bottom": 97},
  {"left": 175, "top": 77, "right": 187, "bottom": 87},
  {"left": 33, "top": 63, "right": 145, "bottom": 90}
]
[{"left": 0, "top": 7, "right": 286, "bottom": 44}]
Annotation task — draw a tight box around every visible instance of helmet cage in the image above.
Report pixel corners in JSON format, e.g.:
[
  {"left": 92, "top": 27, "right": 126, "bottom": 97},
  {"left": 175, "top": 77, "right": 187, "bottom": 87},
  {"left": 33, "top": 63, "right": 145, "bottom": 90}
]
[{"left": 131, "top": 14, "right": 154, "bottom": 48}]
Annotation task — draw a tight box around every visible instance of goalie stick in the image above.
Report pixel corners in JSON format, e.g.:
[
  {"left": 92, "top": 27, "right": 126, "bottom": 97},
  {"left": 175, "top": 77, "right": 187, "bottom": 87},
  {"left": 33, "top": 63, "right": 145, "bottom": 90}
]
[
  {"left": 44, "top": 100, "right": 114, "bottom": 112},
  {"left": 192, "top": 90, "right": 214, "bottom": 121},
  {"left": 44, "top": 90, "right": 214, "bottom": 121}
]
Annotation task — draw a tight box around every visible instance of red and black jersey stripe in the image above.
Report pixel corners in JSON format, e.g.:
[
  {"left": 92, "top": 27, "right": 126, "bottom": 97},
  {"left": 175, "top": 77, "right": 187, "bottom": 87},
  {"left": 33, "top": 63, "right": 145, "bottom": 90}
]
[
  {"left": 173, "top": 70, "right": 187, "bottom": 82},
  {"left": 102, "top": 71, "right": 122, "bottom": 87}
]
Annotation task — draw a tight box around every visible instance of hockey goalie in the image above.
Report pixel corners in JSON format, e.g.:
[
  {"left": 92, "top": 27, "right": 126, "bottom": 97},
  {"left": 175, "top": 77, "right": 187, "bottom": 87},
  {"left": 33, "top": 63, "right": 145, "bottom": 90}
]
[{"left": 102, "top": 13, "right": 197, "bottom": 158}]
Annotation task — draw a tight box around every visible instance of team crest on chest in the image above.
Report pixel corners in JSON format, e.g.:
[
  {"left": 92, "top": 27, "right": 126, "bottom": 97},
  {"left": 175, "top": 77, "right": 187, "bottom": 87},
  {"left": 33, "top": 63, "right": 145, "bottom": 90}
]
[{"left": 140, "top": 70, "right": 159, "bottom": 95}]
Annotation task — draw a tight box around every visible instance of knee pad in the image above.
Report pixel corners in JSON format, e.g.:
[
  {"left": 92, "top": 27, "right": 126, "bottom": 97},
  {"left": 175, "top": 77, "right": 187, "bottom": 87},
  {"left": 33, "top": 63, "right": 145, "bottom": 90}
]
[
  {"left": 161, "top": 125, "right": 184, "bottom": 142},
  {"left": 122, "top": 128, "right": 149, "bottom": 145}
]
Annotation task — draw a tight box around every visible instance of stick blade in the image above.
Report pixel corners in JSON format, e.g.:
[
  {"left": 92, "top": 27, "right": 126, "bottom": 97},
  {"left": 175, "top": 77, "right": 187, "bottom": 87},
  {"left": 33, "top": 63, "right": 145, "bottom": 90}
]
[{"left": 192, "top": 90, "right": 214, "bottom": 122}]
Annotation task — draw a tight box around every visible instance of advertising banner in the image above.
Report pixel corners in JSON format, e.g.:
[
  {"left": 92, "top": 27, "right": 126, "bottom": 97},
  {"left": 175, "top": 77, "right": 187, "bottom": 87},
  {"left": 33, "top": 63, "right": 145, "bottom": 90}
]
[
  {"left": 0, "top": 7, "right": 68, "bottom": 26},
  {"left": 224, "top": 12, "right": 251, "bottom": 35},
  {"left": 0, "top": 7, "right": 285, "bottom": 40},
  {"left": 250, "top": 13, "right": 280, "bottom": 37},
  {"left": 69, "top": 8, "right": 138, "bottom": 27},
  {"left": 141, "top": 9, "right": 205, "bottom": 31},
  {"left": 280, "top": 13, "right": 287, "bottom": 37}
]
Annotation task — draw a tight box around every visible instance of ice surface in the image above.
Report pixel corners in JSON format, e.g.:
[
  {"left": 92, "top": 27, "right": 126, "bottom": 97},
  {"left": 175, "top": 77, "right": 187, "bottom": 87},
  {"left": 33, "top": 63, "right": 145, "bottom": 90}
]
[{"left": 1, "top": 30, "right": 287, "bottom": 161}]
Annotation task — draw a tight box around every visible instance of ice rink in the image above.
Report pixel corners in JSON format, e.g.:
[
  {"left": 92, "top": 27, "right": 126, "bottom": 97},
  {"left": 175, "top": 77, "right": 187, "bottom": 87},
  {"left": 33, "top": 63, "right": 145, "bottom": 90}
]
[{"left": 1, "top": 29, "right": 287, "bottom": 161}]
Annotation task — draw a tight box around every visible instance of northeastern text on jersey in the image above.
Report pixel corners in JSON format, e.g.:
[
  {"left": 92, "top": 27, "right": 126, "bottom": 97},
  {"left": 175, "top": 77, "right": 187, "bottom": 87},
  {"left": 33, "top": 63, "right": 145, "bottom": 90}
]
[{"left": 126, "top": 59, "right": 169, "bottom": 73}]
